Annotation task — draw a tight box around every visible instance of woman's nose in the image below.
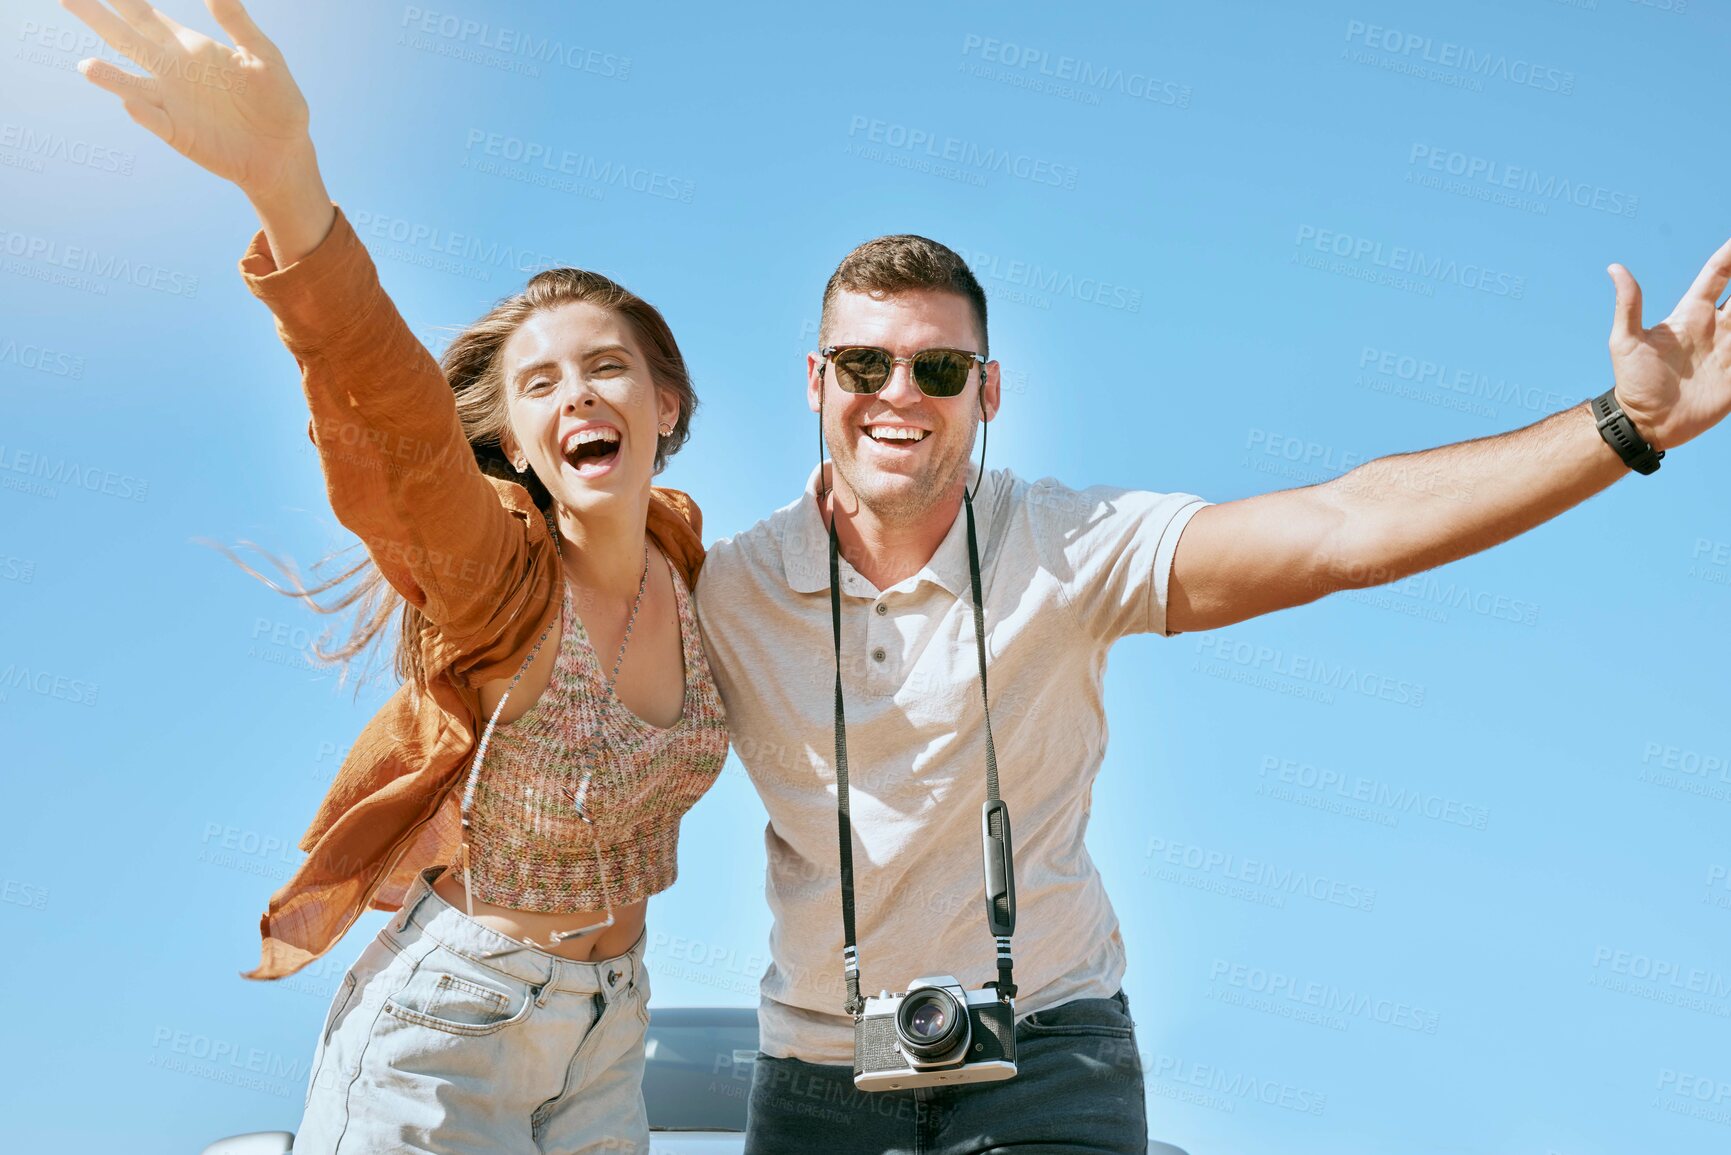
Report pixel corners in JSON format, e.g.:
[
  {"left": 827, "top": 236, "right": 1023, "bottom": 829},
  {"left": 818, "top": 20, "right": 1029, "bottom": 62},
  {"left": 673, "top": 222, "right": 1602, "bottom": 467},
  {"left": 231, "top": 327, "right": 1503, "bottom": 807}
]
[{"left": 561, "top": 380, "right": 600, "bottom": 412}]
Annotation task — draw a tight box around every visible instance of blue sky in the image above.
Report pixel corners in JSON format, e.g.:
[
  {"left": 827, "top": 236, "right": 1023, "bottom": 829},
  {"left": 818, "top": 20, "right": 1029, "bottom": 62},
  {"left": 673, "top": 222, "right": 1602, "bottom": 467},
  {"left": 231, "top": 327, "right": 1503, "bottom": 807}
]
[{"left": 3, "top": 0, "right": 1729, "bottom": 1151}]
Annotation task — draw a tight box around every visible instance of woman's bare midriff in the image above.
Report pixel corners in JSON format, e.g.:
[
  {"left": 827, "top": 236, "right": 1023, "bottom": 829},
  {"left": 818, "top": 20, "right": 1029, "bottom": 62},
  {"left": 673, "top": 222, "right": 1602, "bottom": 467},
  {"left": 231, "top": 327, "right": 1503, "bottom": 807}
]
[{"left": 431, "top": 870, "right": 648, "bottom": 962}]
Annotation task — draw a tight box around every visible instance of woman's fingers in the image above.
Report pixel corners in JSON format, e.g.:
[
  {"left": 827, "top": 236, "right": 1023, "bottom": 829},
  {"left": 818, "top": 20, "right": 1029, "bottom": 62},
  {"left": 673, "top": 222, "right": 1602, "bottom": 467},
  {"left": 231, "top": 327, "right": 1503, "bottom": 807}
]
[
  {"left": 205, "top": 0, "right": 276, "bottom": 58},
  {"left": 76, "top": 59, "right": 174, "bottom": 144},
  {"left": 76, "top": 57, "right": 163, "bottom": 106},
  {"left": 120, "top": 96, "right": 173, "bottom": 140},
  {"left": 58, "top": 0, "right": 159, "bottom": 69},
  {"left": 106, "top": 0, "right": 179, "bottom": 48}
]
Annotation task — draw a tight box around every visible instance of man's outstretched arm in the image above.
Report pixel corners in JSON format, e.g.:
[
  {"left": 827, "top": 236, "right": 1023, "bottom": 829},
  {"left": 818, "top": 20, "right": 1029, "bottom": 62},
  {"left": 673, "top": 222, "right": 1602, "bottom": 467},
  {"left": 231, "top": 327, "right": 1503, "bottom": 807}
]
[{"left": 1166, "top": 237, "right": 1731, "bottom": 635}]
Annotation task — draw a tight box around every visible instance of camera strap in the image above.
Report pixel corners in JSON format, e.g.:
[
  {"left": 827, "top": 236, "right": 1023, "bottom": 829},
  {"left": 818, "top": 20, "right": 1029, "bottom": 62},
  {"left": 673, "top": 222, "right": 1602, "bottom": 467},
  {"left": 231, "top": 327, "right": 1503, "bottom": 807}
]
[{"left": 829, "top": 485, "right": 1017, "bottom": 1018}]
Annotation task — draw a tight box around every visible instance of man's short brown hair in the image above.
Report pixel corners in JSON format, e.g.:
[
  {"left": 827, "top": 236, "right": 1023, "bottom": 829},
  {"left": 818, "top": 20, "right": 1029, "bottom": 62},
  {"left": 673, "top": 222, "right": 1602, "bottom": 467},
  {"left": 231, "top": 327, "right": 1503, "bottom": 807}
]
[{"left": 820, "top": 235, "right": 989, "bottom": 357}]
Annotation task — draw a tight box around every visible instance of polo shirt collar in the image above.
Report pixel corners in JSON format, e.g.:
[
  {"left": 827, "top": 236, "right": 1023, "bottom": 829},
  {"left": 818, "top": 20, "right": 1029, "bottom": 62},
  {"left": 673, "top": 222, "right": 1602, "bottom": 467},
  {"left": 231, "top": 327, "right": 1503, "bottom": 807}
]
[{"left": 783, "top": 461, "right": 988, "bottom": 599}]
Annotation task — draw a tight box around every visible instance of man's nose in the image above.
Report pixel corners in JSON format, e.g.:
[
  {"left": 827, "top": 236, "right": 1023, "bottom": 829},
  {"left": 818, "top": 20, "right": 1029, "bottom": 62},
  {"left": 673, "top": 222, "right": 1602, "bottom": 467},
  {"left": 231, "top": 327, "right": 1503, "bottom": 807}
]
[{"left": 876, "top": 360, "right": 923, "bottom": 406}]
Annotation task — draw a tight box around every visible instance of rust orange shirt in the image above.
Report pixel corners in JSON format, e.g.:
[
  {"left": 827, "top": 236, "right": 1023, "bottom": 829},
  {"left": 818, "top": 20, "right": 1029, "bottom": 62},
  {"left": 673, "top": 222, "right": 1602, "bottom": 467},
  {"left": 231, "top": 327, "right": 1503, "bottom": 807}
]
[{"left": 236, "top": 208, "right": 706, "bottom": 980}]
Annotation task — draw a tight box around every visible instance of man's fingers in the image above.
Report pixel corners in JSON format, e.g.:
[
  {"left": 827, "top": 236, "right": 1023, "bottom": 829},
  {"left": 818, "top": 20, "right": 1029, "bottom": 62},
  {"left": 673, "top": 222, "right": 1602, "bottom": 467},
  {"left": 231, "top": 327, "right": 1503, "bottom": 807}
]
[
  {"left": 1685, "top": 236, "right": 1731, "bottom": 306},
  {"left": 1607, "top": 263, "right": 1643, "bottom": 344},
  {"left": 59, "top": 0, "right": 159, "bottom": 69},
  {"left": 76, "top": 57, "right": 162, "bottom": 104},
  {"left": 205, "top": 0, "right": 276, "bottom": 57}
]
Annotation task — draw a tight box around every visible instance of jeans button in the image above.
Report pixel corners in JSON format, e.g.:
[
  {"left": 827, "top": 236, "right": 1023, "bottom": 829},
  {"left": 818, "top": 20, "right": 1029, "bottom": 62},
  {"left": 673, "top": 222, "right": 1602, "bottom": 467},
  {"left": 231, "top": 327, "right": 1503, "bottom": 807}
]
[{"left": 608, "top": 967, "right": 621, "bottom": 987}]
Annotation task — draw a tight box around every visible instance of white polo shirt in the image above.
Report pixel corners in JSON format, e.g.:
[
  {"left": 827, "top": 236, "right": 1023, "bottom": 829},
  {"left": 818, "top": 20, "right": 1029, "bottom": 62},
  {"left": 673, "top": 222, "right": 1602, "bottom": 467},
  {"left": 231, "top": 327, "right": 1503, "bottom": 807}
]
[{"left": 695, "top": 463, "right": 1209, "bottom": 1064}]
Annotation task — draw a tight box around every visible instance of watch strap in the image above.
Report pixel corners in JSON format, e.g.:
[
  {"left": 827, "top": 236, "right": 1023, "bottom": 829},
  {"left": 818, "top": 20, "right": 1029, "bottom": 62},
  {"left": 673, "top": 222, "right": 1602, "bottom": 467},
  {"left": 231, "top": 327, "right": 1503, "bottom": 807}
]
[{"left": 1590, "top": 388, "right": 1664, "bottom": 475}]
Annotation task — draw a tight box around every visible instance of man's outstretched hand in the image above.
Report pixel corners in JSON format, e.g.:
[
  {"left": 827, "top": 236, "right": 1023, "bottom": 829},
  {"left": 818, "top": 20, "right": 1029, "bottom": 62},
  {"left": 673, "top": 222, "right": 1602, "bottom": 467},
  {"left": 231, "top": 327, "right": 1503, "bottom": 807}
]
[{"left": 1607, "top": 237, "right": 1731, "bottom": 452}]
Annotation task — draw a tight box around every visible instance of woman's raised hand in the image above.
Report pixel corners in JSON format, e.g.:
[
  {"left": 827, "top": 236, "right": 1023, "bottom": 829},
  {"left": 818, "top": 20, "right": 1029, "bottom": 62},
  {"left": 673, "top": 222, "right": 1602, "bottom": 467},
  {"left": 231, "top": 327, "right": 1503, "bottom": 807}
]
[{"left": 63, "top": 0, "right": 334, "bottom": 261}]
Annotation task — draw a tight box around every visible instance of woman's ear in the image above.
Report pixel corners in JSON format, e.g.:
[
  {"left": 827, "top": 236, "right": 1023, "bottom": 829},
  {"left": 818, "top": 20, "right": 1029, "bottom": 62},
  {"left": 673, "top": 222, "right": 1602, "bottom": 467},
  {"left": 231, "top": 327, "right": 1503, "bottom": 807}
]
[
  {"left": 657, "top": 387, "right": 681, "bottom": 435},
  {"left": 500, "top": 429, "right": 526, "bottom": 473}
]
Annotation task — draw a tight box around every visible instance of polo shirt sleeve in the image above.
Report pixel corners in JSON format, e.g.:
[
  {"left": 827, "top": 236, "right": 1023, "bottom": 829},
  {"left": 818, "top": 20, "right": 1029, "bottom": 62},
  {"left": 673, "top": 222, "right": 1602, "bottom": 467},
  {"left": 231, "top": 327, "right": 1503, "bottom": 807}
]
[{"left": 1026, "top": 477, "right": 1210, "bottom": 642}]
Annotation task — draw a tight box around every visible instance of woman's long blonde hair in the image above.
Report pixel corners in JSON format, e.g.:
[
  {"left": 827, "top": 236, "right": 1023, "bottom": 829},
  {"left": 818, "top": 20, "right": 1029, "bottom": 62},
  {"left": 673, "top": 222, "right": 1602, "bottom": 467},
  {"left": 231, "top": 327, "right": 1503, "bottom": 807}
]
[{"left": 232, "top": 269, "right": 696, "bottom": 699}]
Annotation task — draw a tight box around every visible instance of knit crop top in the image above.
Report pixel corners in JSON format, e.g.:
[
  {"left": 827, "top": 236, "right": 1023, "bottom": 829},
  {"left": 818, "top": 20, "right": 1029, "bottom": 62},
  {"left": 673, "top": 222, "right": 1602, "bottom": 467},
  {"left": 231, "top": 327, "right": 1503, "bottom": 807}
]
[{"left": 458, "top": 549, "right": 728, "bottom": 913}]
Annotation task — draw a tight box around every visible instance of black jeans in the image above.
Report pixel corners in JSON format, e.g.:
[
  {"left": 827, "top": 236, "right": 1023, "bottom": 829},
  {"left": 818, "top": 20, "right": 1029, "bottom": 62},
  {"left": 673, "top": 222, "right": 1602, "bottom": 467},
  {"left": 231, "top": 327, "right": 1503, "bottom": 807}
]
[{"left": 743, "top": 990, "right": 1148, "bottom": 1155}]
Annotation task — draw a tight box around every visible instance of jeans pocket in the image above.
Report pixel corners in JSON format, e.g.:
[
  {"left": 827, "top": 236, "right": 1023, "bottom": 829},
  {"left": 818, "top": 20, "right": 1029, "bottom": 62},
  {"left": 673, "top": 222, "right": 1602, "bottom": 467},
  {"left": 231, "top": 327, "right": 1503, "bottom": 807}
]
[
  {"left": 1019, "top": 993, "right": 1136, "bottom": 1039},
  {"left": 429, "top": 974, "right": 511, "bottom": 1021},
  {"left": 383, "top": 948, "right": 537, "bottom": 1037}
]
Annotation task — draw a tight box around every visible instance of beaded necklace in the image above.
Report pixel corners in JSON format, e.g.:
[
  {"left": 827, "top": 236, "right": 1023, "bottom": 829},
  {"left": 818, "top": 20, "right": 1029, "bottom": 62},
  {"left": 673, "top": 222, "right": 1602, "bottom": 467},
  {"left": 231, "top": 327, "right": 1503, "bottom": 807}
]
[{"left": 456, "top": 509, "right": 650, "bottom": 954}]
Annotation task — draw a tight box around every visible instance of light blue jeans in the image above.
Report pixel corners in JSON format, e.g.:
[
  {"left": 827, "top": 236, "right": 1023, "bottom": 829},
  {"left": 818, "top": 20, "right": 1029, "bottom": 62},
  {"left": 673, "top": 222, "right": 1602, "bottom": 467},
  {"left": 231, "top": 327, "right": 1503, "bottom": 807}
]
[{"left": 296, "top": 865, "right": 651, "bottom": 1154}]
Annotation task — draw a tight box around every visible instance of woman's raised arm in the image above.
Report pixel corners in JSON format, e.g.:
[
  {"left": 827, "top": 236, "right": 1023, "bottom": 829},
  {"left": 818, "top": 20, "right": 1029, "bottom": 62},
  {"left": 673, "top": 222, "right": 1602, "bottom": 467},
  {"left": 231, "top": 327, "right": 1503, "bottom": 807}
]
[{"left": 66, "top": 0, "right": 545, "bottom": 656}]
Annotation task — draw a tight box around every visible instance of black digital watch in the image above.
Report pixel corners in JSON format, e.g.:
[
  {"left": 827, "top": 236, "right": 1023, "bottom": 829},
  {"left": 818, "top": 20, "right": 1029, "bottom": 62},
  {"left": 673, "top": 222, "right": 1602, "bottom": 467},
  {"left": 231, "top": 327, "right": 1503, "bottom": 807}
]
[{"left": 1590, "top": 387, "right": 1664, "bottom": 475}]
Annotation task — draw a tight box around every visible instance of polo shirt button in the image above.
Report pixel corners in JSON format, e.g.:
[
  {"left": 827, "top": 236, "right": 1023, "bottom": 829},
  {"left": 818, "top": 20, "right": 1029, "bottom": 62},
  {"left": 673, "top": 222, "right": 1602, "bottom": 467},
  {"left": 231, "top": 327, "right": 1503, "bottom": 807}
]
[
  {"left": 872, "top": 647, "right": 886, "bottom": 663},
  {"left": 874, "top": 603, "right": 887, "bottom": 616}
]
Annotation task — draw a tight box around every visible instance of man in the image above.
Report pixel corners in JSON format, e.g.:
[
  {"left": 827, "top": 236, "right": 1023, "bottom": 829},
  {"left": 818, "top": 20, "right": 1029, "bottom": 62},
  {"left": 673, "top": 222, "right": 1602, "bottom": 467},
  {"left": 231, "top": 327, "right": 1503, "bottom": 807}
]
[{"left": 696, "top": 232, "right": 1731, "bottom": 1153}]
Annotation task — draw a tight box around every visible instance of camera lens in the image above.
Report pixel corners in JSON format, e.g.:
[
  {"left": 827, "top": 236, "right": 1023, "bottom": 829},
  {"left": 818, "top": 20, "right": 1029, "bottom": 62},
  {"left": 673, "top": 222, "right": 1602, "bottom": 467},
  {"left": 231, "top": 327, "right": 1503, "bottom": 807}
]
[
  {"left": 908, "top": 1001, "right": 948, "bottom": 1039},
  {"left": 894, "top": 988, "right": 968, "bottom": 1061}
]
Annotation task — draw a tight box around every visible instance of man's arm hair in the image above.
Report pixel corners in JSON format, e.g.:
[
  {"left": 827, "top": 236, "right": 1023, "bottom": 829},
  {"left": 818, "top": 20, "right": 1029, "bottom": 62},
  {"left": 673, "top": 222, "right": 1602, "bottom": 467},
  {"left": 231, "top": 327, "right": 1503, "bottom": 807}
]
[{"left": 1166, "top": 401, "right": 1627, "bottom": 634}]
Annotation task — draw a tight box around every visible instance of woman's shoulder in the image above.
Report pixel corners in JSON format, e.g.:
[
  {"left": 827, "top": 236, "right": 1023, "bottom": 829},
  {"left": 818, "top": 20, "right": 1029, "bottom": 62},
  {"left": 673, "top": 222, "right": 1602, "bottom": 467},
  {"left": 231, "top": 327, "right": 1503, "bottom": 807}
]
[
  {"left": 651, "top": 486, "right": 703, "bottom": 536},
  {"left": 649, "top": 486, "right": 707, "bottom": 588}
]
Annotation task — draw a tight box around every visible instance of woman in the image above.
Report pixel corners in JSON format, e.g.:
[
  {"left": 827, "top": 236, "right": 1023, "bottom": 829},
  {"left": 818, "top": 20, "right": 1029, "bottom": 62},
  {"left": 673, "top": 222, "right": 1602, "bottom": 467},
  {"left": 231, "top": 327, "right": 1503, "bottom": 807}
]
[{"left": 66, "top": 1, "right": 729, "bottom": 1150}]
